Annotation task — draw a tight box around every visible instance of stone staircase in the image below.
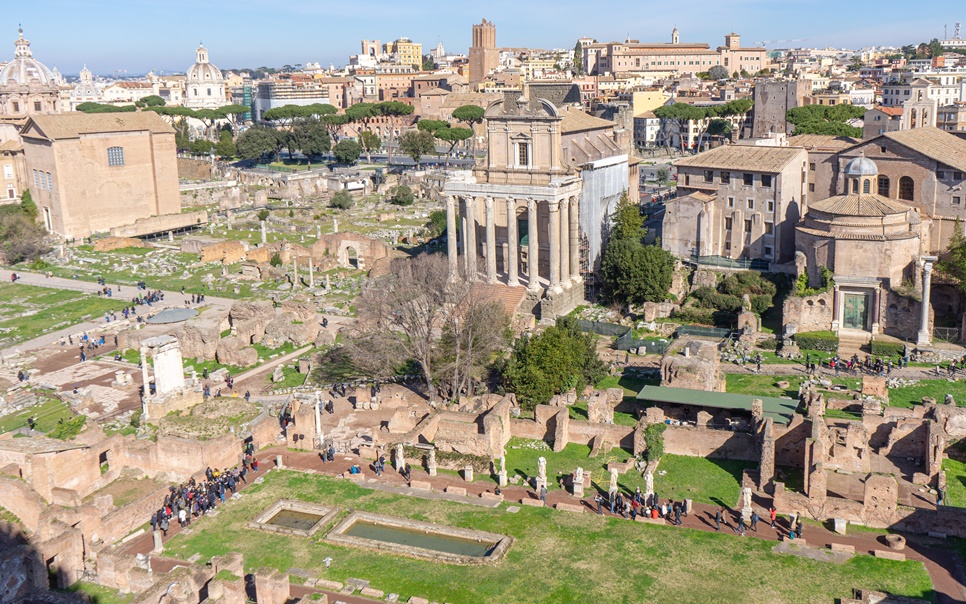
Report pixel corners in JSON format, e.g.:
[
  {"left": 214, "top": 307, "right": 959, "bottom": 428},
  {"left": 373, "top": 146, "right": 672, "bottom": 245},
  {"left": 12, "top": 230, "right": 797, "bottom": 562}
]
[
  {"left": 469, "top": 282, "right": 528, "bottom": 317},
  {"left": 837, "top": 331, "right": 871, "bottom": 356}
]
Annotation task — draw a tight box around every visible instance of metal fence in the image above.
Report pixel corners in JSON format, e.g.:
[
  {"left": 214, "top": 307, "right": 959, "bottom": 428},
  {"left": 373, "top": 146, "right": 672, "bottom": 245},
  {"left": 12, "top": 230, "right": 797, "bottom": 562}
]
[
  {"left": 689, "top": 253, "right": 769, "bottom": 271},
  {"left": 576, "top": 319, "right": 670, "bottom": 353},
  {"left": 676, "top": 325, "right": 737, "bottom": 340},
  {"left": 933, "top": 326, "right": 961, "bottom": 343}
]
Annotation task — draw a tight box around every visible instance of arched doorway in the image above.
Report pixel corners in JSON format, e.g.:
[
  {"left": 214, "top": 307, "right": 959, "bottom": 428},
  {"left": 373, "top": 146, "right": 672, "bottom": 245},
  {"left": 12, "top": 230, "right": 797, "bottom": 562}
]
[{"left": 346, "top": 246, "right": 359, "bottom": 269}]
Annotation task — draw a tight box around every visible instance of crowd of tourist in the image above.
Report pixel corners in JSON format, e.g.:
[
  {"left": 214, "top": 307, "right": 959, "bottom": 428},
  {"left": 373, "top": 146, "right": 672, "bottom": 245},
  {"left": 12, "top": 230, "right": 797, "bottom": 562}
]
[{"left": 149, "top": 444, "right": 261, "bottom": 536}]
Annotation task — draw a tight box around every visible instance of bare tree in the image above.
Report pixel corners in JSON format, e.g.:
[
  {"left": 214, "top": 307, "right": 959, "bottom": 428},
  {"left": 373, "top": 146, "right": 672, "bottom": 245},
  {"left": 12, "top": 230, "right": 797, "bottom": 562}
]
[{"left": 348, "top": 253, "right": 509, "bottom": 404}]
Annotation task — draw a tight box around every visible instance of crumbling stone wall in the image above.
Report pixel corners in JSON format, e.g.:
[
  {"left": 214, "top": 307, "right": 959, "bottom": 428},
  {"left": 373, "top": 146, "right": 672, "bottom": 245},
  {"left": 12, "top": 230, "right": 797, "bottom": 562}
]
[
  {"left": 660, "top": 339, "right": 724, "bottom": 392},
  {"left": 782, "top": 290, "right": 833, "bottom": 334},
  {"left": 93, "top": 237, "right": 148, "bottom": 252}
]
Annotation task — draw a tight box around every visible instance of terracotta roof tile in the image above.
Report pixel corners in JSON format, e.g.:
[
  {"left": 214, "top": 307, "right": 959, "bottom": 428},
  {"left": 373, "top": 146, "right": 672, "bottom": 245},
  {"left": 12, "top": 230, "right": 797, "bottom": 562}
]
[
  {"left": 809, "top": 193, "right": 910, "bottom": 217},
  {"left": 674, "top": 145, "right": 806, "bottom": 173},
  {"left": 882, "top": 126, "right": 966, "bottom": 172},
  {"left": 23, "top": 111, "right": 175, "bottom": 141}
]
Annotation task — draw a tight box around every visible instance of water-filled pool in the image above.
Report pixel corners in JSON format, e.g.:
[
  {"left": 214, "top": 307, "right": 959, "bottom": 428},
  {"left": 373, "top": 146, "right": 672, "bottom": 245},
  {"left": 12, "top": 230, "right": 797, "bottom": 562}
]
[
  {"left": 266, "top": 509, "right": 325, "bottom": 532},
  {"left": 343, "top": 519, "right": 496, "bottom": 557}
]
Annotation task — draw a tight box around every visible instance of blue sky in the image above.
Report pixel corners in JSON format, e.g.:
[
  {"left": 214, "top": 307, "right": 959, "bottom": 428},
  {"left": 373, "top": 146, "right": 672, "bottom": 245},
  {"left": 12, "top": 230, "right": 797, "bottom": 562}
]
[{"left": 7, "top": 0, "right": 957, "bottom": 75}]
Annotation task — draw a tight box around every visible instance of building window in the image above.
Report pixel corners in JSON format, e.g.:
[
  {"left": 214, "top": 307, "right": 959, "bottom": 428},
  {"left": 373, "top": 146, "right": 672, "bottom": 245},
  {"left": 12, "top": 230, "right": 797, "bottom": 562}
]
[
  {"left": 809, "top": 183, "right": 815, "bottom": 192},
  {"left": 33, "top": 101, "right": 41, "bottom": 111},
  {"left": 703, "top": 170, "right": 714, "bottom": 183},
  {"left": 39, "top": 171, "right": 46, "bottom": 190},
  {"left": 46, "top": 172, "right": 52, "bottom": 191},
  {"left": 862, "top": 179, "right": 871, "bottom": 194},
  {"left": 107, "top": 146, "right": 125, "bottom": 167},
  {"left": 851, "top": 179, "right": 859, "bottom": 194},
  {"left": 12, "top": 102, "right": 18, "bottom": 112},
  {"left": 743, "top": 173, "right": 753, "bottom": 186},
  {"left": 207, "top": 88, "right": 212, "bottom": 96},
  {"left": 3, "top": 164, "right": 12, "bottom": 179},
  {"left": 746, "top": 198, "right": 754, "bottom": 210},
  {"left": 899, "top": 176, "right": 914, "bottom": 201},
  {"left": 938, "top": 170, "right": 946, "bottom": 180},
  {"left": 764, "top": 222, "right": 774, "bottom": 234},
  {"left": 761, "top": 175, "right": 772, "bottom": 187},
  {"left": 727, "top": 196, "right": 735, "bottom": 208},
  {"left": 32, "top": 169, "right": 38, "bottom": 188},
  {"left": 878, "top": 176, "right": 890, "bottom": 197},
  {"left": 956, "top": 171, "right": 964, "bottom": 180},
  {"left": 766, "top": 200, "right": 774, "bottom": 212},
  {"left": 720, "top": 171, "right": 730, "bottom": 184},
  {"left": 725, "top": 217, "right": 733, "bottom": 230},
  {"left": 954, "top": 196, "right": 962, "bottom": 205},
  {"left": 744, "top": 218, "right": 752, "bottom": 232},
  {"left": 6, "top": 185, "right": 13, "bottom": 199}
]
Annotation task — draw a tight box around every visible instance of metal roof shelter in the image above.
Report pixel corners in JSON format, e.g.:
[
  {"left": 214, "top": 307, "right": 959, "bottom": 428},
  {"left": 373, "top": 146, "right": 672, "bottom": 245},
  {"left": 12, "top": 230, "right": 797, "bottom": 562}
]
[{"left": 636, "top": 385, "right": 798, "bottom": 426}]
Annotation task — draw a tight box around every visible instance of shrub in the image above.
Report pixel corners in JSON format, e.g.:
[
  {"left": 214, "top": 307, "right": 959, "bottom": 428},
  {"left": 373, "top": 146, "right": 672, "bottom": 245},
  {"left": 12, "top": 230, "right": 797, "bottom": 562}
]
[
  {"left": 48, "top": 416, "right": 86, "bottom": 440},
  {"left": 674, "top": 306, "right": 717, "bottom": 325},
  {"left": 428, "top": 210, "right": 447, "bottom": 236},
  {"left": 269, "top": 253, "right": 283, "bottom": 267},
  {"left": 871, "top": 340, "right": 905, "bottom": 358},
  {"left": 644, "top": 423, "right": 666, "bottom": 462},
  {"left": 794, "top": 330, "right": 839, "bottom": 351},
  {"left": 387, "top": 184, "right": 415, "bottom": 206},
  {"left": 256, "top": 209, "right": 270, "bottom": 222},
  {"left": 795, "top": 266, "right": 834, "bottom": 297},
  {"left": 757, "top": 337, "right": 779, "bottom": 350},
  {"left": 329, "top": 190, "right": 353, "bottom": 210}
]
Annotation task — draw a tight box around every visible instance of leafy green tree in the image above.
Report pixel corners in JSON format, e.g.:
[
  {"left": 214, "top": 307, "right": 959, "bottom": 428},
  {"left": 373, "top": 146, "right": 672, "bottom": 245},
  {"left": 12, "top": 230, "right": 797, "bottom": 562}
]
[
  {"left": 501, "top": 315, "right": 607, "bottom": 410},
  {"left": 215, "top": 130, "right": 236, "bottom": 157},
  {"left": 708, "top": 65, "right": 729, "bottom": 80},
  {"left": 291, "top": 120, "right": 331, "bottom": 157},
  {"left": 422, "top": 56, "right": 435, "bottom": 71},
  {"left": 416, "top": 119, "right": 450, "bottom": 134},
  {"left": 321, "top": 114, "right": 350, "bottom": 140},
  {"left": 257, "top": 209, "right": 271, "bottom": 221},
  {"left": 707, "top": 118, "right": 732, "bottom": 141},
  {"left": 359, "top": 131, "right": 382, "bottom": 157},
  {"left": 387, "top": 184, "right": 414, "bottom": 206},
  {"left": 329, "top": 189, "right": 354, "bottom": 210},
  {"left": 236, "top": 125, "right": 283, "bottom": 160},
  {"left": 598, "top": 191, "right": 673, "bottom": 308},
  {"left": 76, "top": 102, "right": 136, "bottom": 113},
  {"left": 20, "top": 189, "right": 36, "bottom": 219},
  {"left": 190, "top": 139, "right": 213, "bottom": 154},
  {"left": 939, "top": 218, "right": 966, "bottom": 294},
  {"left": 428, "top": 209, "right": 447, "bottom": 237},
  {"left": 435, "top": 126, "right": 473, "bottom": 166},
  {"left": 0, "top": 204, "right": 49, "bottom": 264},
  {"left": 573, "top": 40, "right": 583, "bottom": 75},
  {"left": 345, "top": 102, "right": 379, "bottom": 161},
  {"left": 656, "top": 168, "right": 671, "bottom": 183},
  {"left": 377, "top": 101, "right": 415, "bottom": 165},
  {"left": 332, "top": 139, "right": 362, "bottom": 164},
  {"left": 599, "top": 240, "right": 675, "bottom": 308},
  {"left": 135, "top": 95, "right": 166, "bottom": 108},
  {"left": 398, "top": 129, "right": 436, "bottom": 165},
  {"left": 270, "top": 253, "right": 283, "bottom": 267},
  {"left": 452, "top": 104, "right": 485, "bottom": 160},
  {"left": 929, "top": 38, "right": 944, "bottom": 58},
  {"left": 786, "top": 104, "right": 865, "bottom": 137},
  {"left": 848, "top": 56, "right": 864, "bottom": 72}
]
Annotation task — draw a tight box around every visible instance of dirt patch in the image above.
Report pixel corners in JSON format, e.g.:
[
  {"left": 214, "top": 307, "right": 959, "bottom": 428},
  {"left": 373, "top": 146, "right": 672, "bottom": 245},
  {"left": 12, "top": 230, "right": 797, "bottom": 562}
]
[{"left": 156, "top": 397, "right": 259, "bottom": 440}]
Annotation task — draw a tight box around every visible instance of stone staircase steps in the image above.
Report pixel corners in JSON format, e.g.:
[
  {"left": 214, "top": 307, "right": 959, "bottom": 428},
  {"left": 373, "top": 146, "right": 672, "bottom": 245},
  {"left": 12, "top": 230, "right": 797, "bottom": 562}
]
[{"left": 469, "top": 282, "right": 528, "bottom": 317}]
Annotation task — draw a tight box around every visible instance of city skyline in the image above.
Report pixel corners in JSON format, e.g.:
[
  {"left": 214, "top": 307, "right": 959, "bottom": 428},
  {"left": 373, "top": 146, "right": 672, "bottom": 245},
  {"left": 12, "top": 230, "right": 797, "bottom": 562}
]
[{"left": 7, "top": 0, "right": 960, "bottom": 75}]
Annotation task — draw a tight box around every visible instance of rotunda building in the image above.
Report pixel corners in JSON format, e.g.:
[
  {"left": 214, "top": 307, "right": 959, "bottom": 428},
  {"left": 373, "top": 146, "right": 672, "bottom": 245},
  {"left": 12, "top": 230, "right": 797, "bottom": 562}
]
[
  {"left": 0, "top": 28, "right": 62, "bottom": 117},
  {"left": 185, "top": 44, "right": 226, "bottom": 109}
]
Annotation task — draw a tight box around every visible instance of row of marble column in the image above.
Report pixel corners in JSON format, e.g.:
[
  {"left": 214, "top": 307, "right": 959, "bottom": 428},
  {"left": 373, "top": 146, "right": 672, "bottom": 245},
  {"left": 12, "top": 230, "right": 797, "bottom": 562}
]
[{"left": 446, "top": 195, "right": 580, "bottom": 291}]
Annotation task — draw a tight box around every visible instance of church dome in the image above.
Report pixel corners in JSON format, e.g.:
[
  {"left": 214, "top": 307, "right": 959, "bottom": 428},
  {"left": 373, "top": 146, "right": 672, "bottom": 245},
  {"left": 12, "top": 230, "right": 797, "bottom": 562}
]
[
  {"left": 0, "top": 28, "right": 56, "bottom": 87},
  {"left": 186, "top": 44, "right": 223, "bottom": 84},
  {"left": 844, "top": 155, "right": 878, "bottom": 177}
]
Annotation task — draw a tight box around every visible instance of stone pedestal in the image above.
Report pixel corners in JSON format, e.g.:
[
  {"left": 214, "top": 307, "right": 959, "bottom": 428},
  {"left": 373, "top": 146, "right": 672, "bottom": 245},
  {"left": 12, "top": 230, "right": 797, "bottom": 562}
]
[
  {"left": 152, "top": 530, "right": 163, "bottom": 554},
  {"left": 740, "top": 486, "right": 753, "bottom": 522},
  {"left": 427, "top": 449, "right": 437, "bottom": 476},
  {"left": 833, "top": 518, "right": 847, "bottom": 535},
  {"left": 498, "top": 470, "right": 507, "bottom": 487},
  {"left": 464, "top": 466, "right": 474, "bottom": 482},
  {"left": 276, "top": 455, "right": 283, "bottom": 469},
  {"left": 573, "top": 467, "right": 584, "bottom": 498}
]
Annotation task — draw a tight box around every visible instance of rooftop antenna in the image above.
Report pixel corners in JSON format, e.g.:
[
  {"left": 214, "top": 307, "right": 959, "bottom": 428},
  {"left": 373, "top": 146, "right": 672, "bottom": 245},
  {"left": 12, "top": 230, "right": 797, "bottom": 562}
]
[{"left": 956, "top": 22, "right": 962, "bottom": 40}]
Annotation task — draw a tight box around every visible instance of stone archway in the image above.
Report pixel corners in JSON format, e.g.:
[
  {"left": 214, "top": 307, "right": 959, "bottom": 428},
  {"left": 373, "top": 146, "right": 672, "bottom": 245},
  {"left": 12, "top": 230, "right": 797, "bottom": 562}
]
[{"left": 345, "top": 246, "right": 359, "bottom": 269}]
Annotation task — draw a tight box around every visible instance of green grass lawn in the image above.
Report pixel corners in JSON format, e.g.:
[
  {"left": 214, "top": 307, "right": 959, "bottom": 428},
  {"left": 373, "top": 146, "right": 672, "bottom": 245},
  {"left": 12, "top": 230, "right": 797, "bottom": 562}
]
[
  {"left": 0, "top": 397, "right": 77, "bottom": 435},
  {"left": 726, "top": 374, "right": 861, "bottom": 399},
  {"left": 0, "top": 283, "right": 131, "bottom": 345},
  {"left": 652, "top": 454, "right": 756, "bottom": 507},
  {"left": 887, "top": 380, "right": 966, "bottom": 408},
  {"left": 943, "top": 440, "right": 966, "bottom": 508},
  {"left": 162, "top": 470, "right": 935, "bottom": 604},
  {"left": 58, "top": 581, "right": 132, "bottom": 604},
  {"left": 270, "top": 364, "right": 308, "bottom": 389}
]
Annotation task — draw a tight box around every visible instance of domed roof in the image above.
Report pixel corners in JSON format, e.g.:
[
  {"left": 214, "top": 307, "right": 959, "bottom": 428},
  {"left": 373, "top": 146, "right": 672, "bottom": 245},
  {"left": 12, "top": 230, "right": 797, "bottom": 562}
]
[
  {"left": 809, "top": 193, "right": 909, "bottom": 217},
  {"left": 844, "top": 154, "right": 878, "bottom": 177},
  {"left": 0, "top": 28, "right": 57, "bottom": 87},
  {"left": 186, "top": 44, "right": 223, "bottom": 84}
]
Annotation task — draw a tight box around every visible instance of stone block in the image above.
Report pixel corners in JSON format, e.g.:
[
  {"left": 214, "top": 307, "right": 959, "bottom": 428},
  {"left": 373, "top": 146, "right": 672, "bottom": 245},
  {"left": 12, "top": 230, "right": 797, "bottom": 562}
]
[
  {"left": 874, "top": 550, "right": 906, "bottom": 561},
  {"left": 833, "top": 518, "right": 847, "bottom": 535},
  {"left": 555, "top": 502, "right": 584, "bottom": 514},
  {"left": 885, "top": 534, "right": 906, "bottom": 550},
  {"left": 635, "top": 516, "right": 666, "bottom": 525},
  {"left": 830, "top": 543, "right": 855, "bottom": 554},
  {"left": 444, "top": 486, "right": 467, "bottom": 496},
  {"left": 361, "top": 588, "right": 384, "bottom": 598},
  {"left": 408, "top": 597, "right": 430, "bottom": 604},
  {"left": 409, "top": 480, "right": 432, "bottom": 491},
  {"left": 520, "top": 498, "right": 544, "bottom": 507},
  {"left": 315, "top": 579, "right": 343, "bottom": 591},
  {"left": 480, "top": 491, "right": 503, "bottom": 501}
]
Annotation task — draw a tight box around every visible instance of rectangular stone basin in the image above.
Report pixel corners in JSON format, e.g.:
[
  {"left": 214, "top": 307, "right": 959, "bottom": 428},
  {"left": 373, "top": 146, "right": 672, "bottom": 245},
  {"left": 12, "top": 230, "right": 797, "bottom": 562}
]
[
  {"left": 326, "top": 511, "right": 513, "bottom": 565},
  {"left": 248, "top": 500, "right": 337, "bottom": 537}
]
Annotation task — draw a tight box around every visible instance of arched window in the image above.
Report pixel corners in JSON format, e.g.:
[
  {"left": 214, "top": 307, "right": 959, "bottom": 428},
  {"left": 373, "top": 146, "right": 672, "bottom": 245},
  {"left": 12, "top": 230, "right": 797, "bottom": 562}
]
[
  {"left": 862, "top": 178, "right": 871, "bottom": 194},
  {"left": 207, "top": 88, "right": 211, "bottom": 96},
  {"left": 911, "top": 108, "right": 918, "bottom": 128},
  {"left": 878, "top": 175, "right": 890, "bottom": 197},
  {"left": 851, "top": 179, "right": 859, "bottom": 193},
  {"left": 899, "top": 176, "right": 914, "bottom": 201}
]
